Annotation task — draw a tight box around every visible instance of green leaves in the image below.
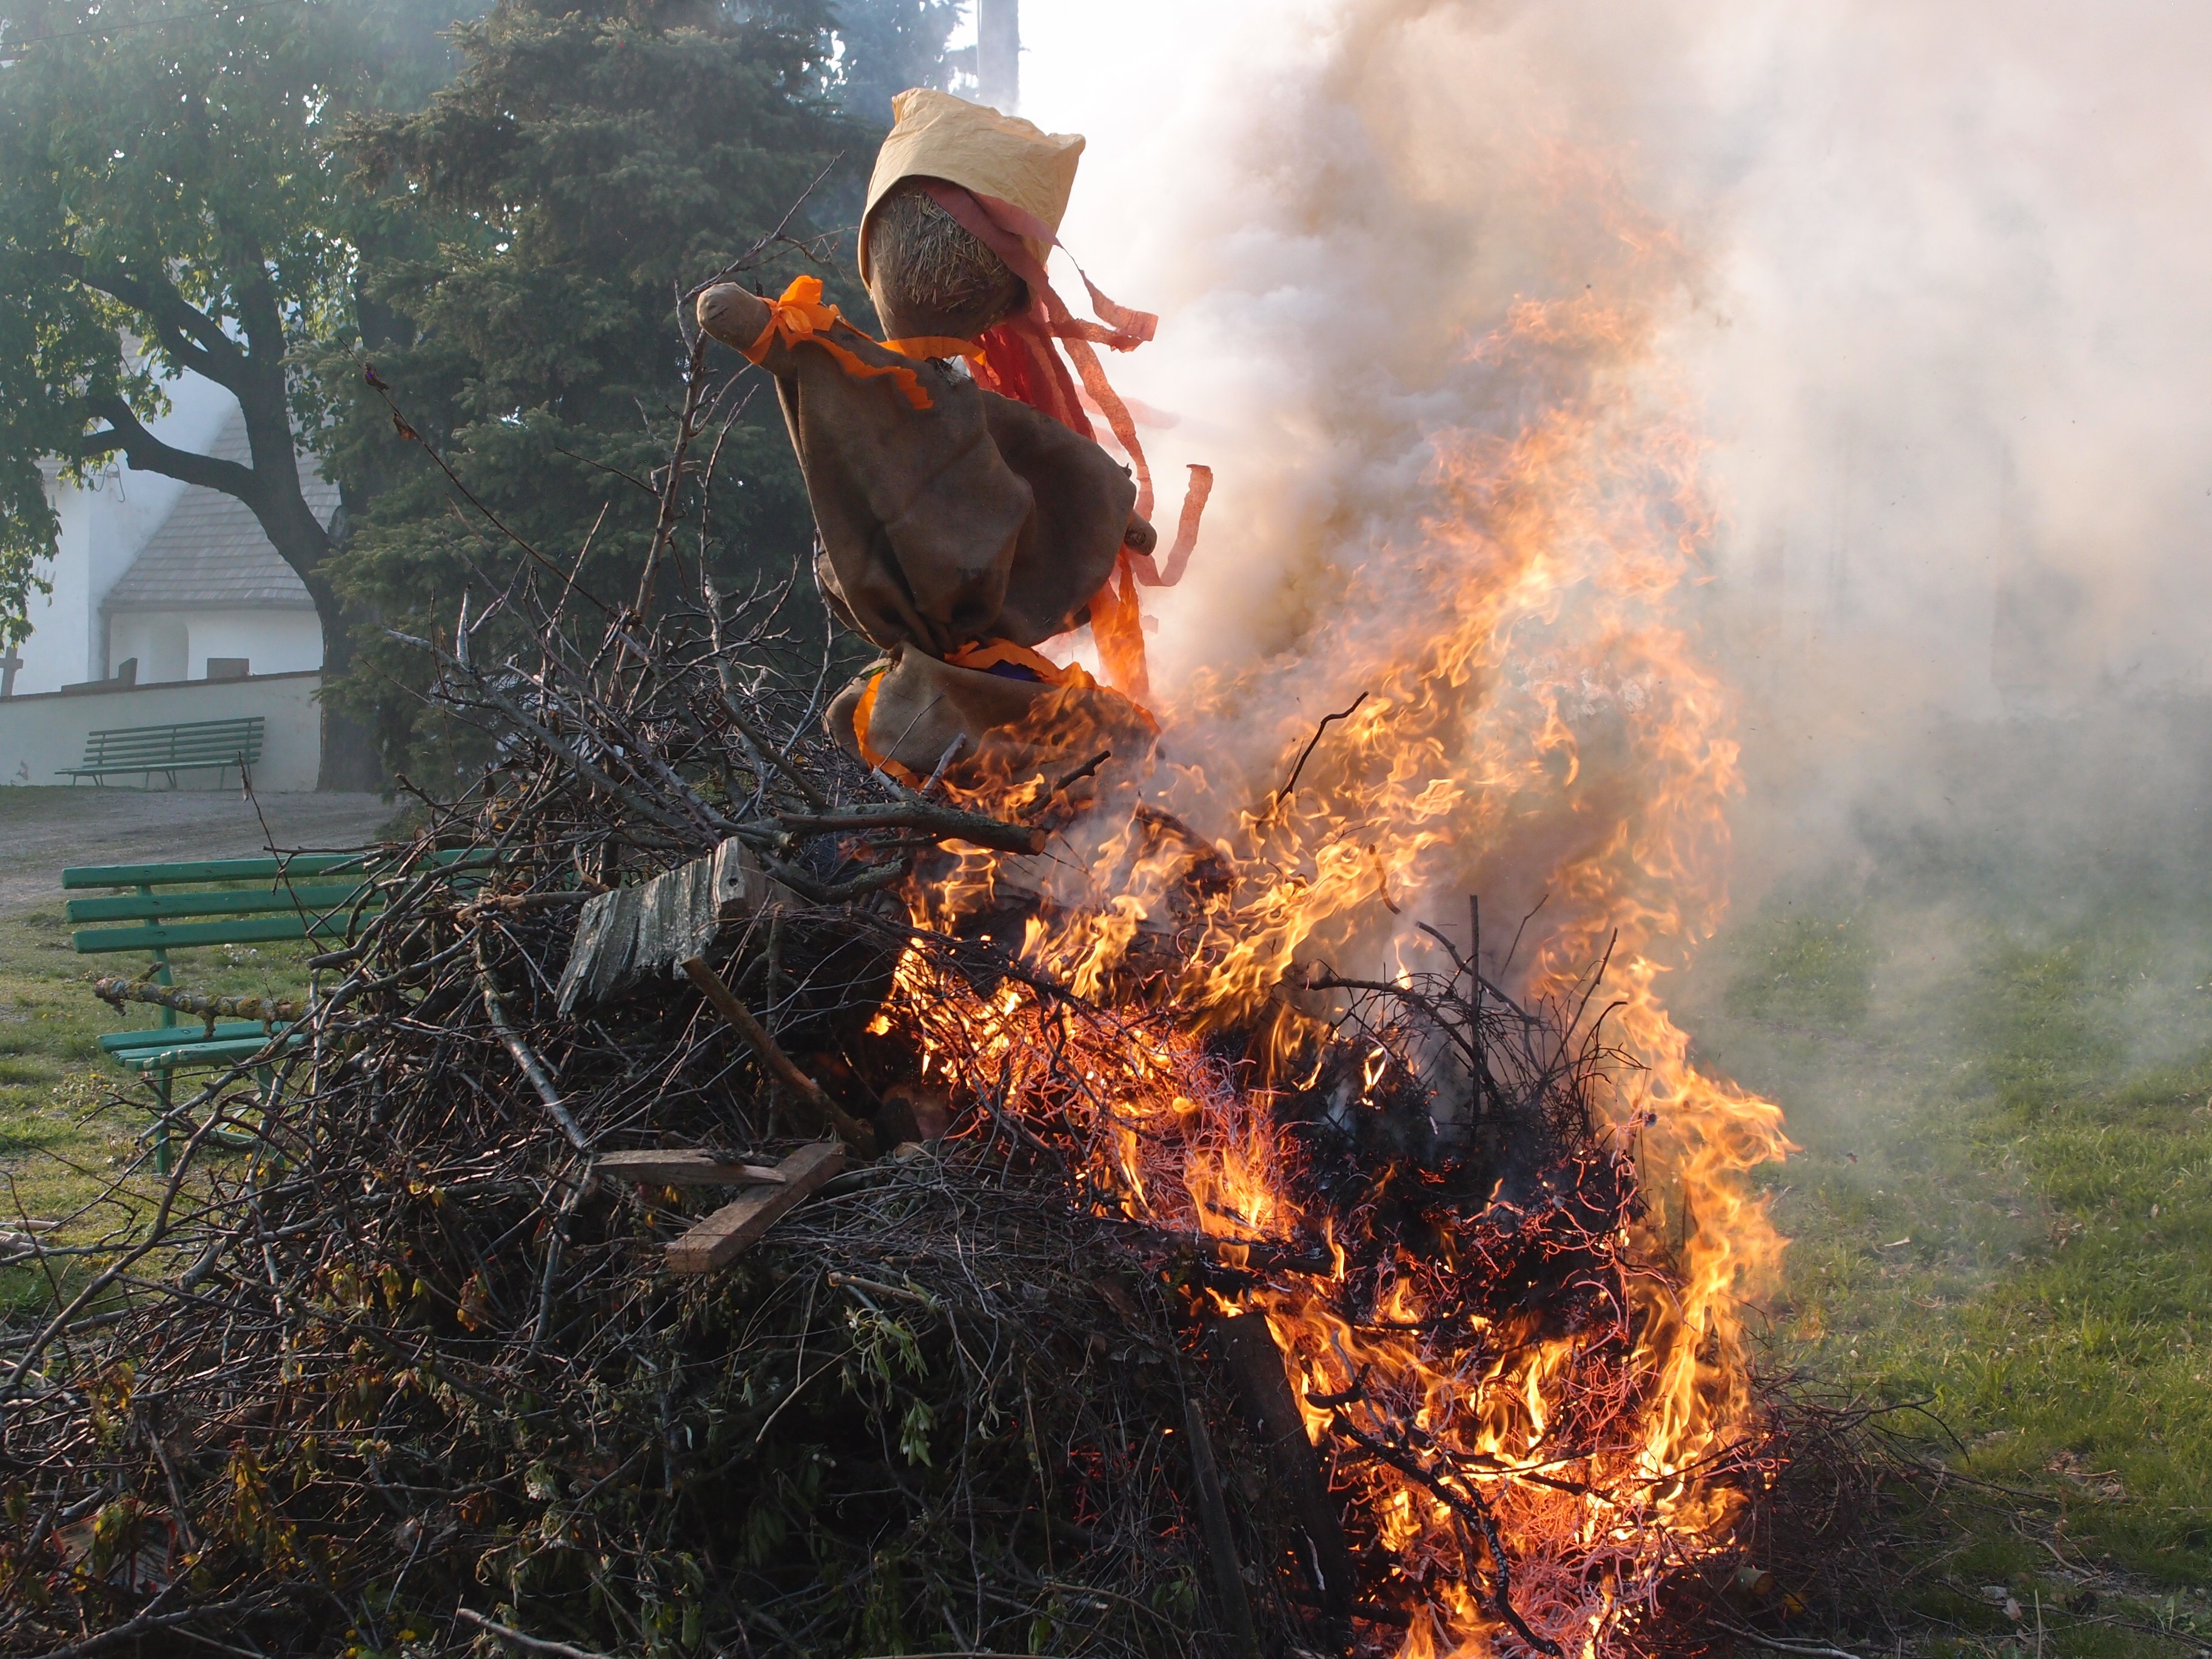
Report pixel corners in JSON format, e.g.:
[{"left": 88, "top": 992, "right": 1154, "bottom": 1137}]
[
  {"left": 0, "top": 0, "right": 474, "bottom": 659},
  {"left": 896, "top": 1396, "right": 935, "bottom": 1467}
]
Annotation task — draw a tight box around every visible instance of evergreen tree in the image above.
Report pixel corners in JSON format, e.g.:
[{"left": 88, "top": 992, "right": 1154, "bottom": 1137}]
[
  {"left": 830, "top": 0, "right": 962, "bottom": 128},
  {"left": 319, "top": 0, "right": 934, "bottom": 781}
]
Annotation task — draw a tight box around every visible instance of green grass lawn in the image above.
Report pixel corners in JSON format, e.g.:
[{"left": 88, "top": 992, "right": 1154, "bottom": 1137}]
[
  {"left": 1686, "top": 710, "right": 2212, "bottom": 1655},
  {"left": 0, "top": 901, "right": 318, "bottom": 1321}
]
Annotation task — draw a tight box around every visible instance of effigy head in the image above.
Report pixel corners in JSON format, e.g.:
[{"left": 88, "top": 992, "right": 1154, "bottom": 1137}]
[
  {"left": 859, "top": 88, "right": 1084, "bottom": 343},
  {"left": 863, "top": 179, "right": 1028, "bottom": 342}
]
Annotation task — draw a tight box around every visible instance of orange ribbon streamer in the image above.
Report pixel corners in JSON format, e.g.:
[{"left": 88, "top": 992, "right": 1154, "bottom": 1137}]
[
  {"left": 947, "top": 637, "right": 1094, "bottom": 686},
  {"left": 850, "top": 669, "right": 898, "bottom": 779},
  {"left": 744, "top": 275, "right": 933, "bottom": 411}
]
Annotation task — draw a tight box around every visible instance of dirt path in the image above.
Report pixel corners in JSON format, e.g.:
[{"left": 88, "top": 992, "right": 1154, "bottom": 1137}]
[{"left": 0, "top": 786, "right": 395, "bottom": 913}]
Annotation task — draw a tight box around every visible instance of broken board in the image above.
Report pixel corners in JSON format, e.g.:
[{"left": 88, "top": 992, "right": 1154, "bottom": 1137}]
[
  {"left": 665, "top": 1141, "right": 845, "bottom": 1273},
  {"left": 594, "top": 1149, "right": 786, "bottom": 1187},
  {"left": 557, "top": 837, "right": 799, "bottom": 1013}
]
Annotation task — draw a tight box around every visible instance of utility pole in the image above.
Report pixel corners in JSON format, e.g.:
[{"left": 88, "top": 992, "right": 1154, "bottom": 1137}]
[{"left": 977, "top": 0, "right": 1018, "bottom": 113}]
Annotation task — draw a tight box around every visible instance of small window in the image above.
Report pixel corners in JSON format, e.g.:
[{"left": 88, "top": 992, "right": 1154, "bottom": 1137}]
[{"left": 204, "top": 658, "right": 250, "bottom": 682}]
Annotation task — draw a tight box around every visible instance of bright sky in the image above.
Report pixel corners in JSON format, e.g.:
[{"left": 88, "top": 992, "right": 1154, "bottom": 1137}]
[{"left": 941, "top": 1, "right": 1267, "bottom": 260}]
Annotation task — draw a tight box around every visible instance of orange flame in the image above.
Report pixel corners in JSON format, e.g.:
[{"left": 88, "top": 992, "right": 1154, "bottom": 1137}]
[{"left": 880, "top": 159, "right": 1791, "bottom": 1655}]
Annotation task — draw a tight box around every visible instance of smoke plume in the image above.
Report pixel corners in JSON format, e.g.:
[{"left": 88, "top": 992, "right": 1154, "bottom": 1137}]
[{"left": 1020, "top": 0, "right": 2212, "bottom": 908}]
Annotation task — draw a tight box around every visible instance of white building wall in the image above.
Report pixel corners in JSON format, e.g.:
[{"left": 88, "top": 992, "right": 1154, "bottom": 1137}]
[
  {"left": 19, "top": 467, "right": 101, "bottom": 690},
  {"left": 106, "top": 611, "right": 189, "bottom": 683},
  {"left": 0, "top": 671, "right": 322, "bottom": 791},
  {"left": 11, "top": 374, "right": 243, "bottom": 696},
  {"left": 106, "top": 609, "right": 323, "bottom": 685},
  {"left": 184, "top": 611, "right": 323, "bottom": 680}
]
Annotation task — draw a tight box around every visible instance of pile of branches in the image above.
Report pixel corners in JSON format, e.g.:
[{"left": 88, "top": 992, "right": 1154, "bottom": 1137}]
[
  {"left": 0, "top": 323, "right": 1865, "bottom": 1659},
  {"left": 0, "top": 558, "right": 1316, "bottom": 1655},
  {"left": 0, "top": 606, "right": 1769, "bottom": 1658}
]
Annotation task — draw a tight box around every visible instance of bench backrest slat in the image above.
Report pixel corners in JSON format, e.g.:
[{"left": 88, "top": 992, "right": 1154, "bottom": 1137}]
[
  {"left": 73, "top": 912, "right": 367, "bottom": 954},
  {"left": 84, "top": 717, "right": 264, "bottom": 738},
  {"left": 79, "top": 742, "right": 264, "bottom": 765},
  {"left": 64, "top": 883, "right": 385, "bottom": 924},
  {"left": 63, "top": 850, "right": 495, "bottom": 889},
  {"left": 71, "top": 717, "right": 266, "bottom": 776},
  {"left": 83, "top": 732, "right": 261, "bottom": 749},
  {"left": 65, "top": 849, "right": 499, "bottom": 957},
  {"left": 84, "top": 726, "right": 262, "bottom": 746}
]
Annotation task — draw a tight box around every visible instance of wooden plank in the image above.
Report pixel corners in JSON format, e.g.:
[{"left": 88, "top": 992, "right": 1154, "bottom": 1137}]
[
  {"left": 593, "top": 1149, "right": 787, "bottom": 1187},
  {"left": 554, "top": 886, "right": 622, "bottom": 1013},
  {"left": 556, "top": 838, "right": 803, "bottom": 1014},
  {"left": 83, "top": 727, "right": 260, "bottom": 749},
  {"left": 81, "top": 719, "right": 262, "bottom": 749},
  {"left": 73, "top": 731, "right": 264, "bottom": 770},
  {"left": 715, "top": 837, "right": 800, "bottom": 920},
  {"left": 75, "top": 748, "right": 261, "bottom": 769},
  {"left": 76, "top": 748, "right": 256, "bottom": 766},
  {"left": 67, "top": 856, "right": 365, "bottom": 887},
  {"left": 83, "top": 728, "right": 255, "bottom": 743},
  {"left": 673, "top": 850, "right": 719, "bottom": 965},
  {"left": 665, "top": 1141, "right": 843, "bottom": 1273},
  {"left": 585, "top": 884, "right": 643, "bottom": 1006},
  {"left": 86, "top": 724, "right": 258, "bottom": 740},
  {"left": 71, "top": 913, "right": 355, "bottom": 954},
  {"left": 62, "top": 849, "right": 495, "bottom": 890},
  {"left": 65, "top": 883, "right": 380, "bottom": 923},
  {"left": 1209, "top": 1313, "right": 1357, "bottom": 1619},
  {"left": 85, "top": 717, "right": 262, "bottom": 735},
  {"left": 111, "top": 1034, "right": 303, "bottom": 1071},
  {"left": 634, "top": 860, "right": 688, "bottom": 987},
  {"left": 99, "top": 1021, "right": 272, "bottom": 1053}
]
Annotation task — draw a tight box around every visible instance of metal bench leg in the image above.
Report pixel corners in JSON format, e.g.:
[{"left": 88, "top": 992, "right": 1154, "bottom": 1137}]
[{"left": 150, "top": 1071, "right": 174, "bottom": 1175}]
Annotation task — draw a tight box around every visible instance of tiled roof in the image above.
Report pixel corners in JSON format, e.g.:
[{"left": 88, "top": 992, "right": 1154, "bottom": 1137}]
[{"left": 101, "top": 407, "right": 338, "bottom": 614}]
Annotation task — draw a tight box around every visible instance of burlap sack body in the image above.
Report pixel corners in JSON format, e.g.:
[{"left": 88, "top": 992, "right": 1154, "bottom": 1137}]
[
  {"left": 774, "top": 354, "right": 1133, "bottom": 659},
  {"left": 700, "top": 277, "right": 1148, "bottom": 784},
  {"left": 703, "top": 92, "right": 1161, "bottom": 788},
  {"left": 827, "top": 642, "right": 1157, "bottom": 787}
]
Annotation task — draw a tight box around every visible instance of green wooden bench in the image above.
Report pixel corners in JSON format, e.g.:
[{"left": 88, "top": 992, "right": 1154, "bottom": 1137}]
[
  {"left": 65, "top": 850, "right": 491, "bottom": 1168},
  {"left": 59, "top": 716, "right": 266, "bottom": 788}
]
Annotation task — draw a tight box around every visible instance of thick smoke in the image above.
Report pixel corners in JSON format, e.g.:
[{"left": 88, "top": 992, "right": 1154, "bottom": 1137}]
[
  {"left": 1013, "top": 0, "right": 1803, "bottom": 1461},
  {"left": 1017, "top": 0, "right": 2212, "bottom": 908},
  {"left": 1013, "top": 1, "right": 1732, "bottom": 987}
]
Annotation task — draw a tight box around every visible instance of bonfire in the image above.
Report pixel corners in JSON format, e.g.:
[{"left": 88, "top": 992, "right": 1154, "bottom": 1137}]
[{"left": 0, "top": 92, "right": 1831, "bottom": 1659}]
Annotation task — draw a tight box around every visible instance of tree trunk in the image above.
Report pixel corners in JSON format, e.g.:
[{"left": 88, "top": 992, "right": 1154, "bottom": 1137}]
[
  {"left": 299, "top": 565, "right": 384, "bottom": 793},
  {"left": 232, "top": 377, "right": 384, "bottom": 794}
]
